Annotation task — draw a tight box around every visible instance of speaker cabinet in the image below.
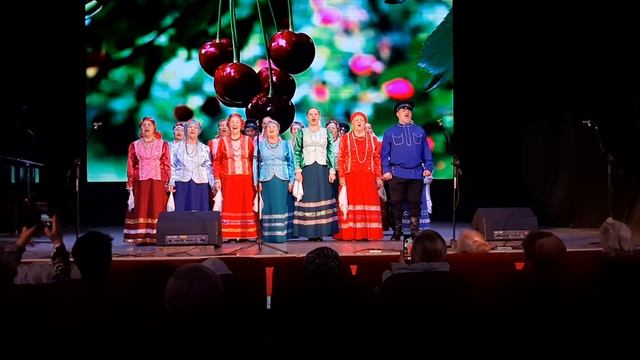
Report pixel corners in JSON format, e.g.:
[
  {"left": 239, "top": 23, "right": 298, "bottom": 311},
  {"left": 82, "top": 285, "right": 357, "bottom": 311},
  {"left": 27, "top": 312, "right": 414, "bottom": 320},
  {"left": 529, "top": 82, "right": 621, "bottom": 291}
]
[
  {"left": 471, "top": 207, "right": 538, "bottom": 240},
  {"left": 157, "top": 211, "right": 221, "bottom": 247}
]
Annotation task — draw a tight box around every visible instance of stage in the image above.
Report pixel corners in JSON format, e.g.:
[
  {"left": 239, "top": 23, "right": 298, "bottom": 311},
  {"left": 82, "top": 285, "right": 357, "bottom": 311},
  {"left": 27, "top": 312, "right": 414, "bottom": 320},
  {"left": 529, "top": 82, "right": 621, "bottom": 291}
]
[{"left": 8, "top": 222, "right": 613, "bottom": 261}]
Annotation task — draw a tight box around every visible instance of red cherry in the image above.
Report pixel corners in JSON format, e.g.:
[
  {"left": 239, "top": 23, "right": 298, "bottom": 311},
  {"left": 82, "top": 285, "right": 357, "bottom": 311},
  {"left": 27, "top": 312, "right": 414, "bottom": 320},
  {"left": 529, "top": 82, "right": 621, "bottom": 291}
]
[
  {"left": 245, "top": 94, "right": 295, "bottom": 133},
  {"left": 258, "top": 67, "right": 296, "bottom": 100},
  {"left": 269, "top": 30, "right": 315, "bottom": 75},
  {"left": 199, "top": 38, "right": 233, "bottom": 77},
  {"left": 215, "top": 94, "right": 244, "bottom": 108},
  {"left": 214, "top": 63, "right": 260, "bottom": 108}
]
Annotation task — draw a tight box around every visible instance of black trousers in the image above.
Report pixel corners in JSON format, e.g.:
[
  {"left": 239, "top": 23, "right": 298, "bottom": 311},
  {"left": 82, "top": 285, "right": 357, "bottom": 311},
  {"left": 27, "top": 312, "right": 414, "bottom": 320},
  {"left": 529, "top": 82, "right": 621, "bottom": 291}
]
[{"left": 388, "top": 176, "right": 423, "bottom": 226}]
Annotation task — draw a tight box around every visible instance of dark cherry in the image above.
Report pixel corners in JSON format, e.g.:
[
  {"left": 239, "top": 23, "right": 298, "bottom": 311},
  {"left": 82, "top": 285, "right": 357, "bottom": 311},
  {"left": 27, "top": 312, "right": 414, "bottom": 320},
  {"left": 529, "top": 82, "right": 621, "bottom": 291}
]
[
  {"left": 268, "top": 30, "right": 315, "bottom": 75},
  {"left": 214, "top": 62, "right": 260, "bottom": 108},
  {"left": 199, "top": 38, "right": 233, "bottom": 77},
  {"left": 174, "top": 105, "right": 194, "bottom": 122},
  {"left": 258, "top": 67, "right": 296, "bottom": 100},
  {"left": 245, "top": 94, "right": 295, "bottom": 133}
]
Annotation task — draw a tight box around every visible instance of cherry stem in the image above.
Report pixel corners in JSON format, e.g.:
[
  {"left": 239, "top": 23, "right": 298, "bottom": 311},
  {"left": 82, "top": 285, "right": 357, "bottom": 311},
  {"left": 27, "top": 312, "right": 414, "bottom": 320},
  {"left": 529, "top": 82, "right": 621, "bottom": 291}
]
[
  {"left": 216, "top": 0, "right": 222, "bottom": 41},
  {"left": 265, "top": 0, "right": 277, "bottom": 30},
  {"left": 256, "top": 0, "right": 275, "bottom": 97},
  {"left": 229, "top": 0, "right": 239, "bottom": 62},
  {"left": 287, "top": 0, "right": 294, "bottom": 31}
]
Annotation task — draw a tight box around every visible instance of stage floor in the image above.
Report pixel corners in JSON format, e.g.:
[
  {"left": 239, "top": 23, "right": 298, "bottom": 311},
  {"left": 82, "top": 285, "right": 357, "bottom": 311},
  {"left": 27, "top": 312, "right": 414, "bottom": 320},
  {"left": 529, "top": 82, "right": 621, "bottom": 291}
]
[{"left": 4, "top": 222, "right": 618, "bottom": 261}]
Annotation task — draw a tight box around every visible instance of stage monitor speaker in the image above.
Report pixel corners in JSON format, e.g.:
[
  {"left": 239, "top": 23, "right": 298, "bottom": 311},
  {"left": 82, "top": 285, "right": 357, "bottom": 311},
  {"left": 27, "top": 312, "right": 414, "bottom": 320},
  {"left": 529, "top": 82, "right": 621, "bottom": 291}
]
[
  {"left": 157, "top": 211, "right": 221, "bottom": 247},
  {"left": 471, "top": 207, "right": 538, "bottom": 240}
]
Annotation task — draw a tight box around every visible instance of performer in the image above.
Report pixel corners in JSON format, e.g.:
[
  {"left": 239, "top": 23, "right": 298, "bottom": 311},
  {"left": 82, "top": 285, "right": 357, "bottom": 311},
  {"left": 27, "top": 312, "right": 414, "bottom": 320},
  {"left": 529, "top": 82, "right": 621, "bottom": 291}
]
[
  {"left": 334, "top": 112, "right": 384, "bottom": 240},
  {"left": 289, "top": 121, "right": 304, "bottom": 147},
  {"left": 381, "top": 101, "right": 434, "bottom": 240},
  {"left": 168, "top": 120, "right": 214, "bottom": 211},
  {"left": 326, "top": 119, "right": 341, "bottom": 198},
  {"left": 292, "top": 107, "right": 339, "bottom": 241},
  {"left": 207, "top": 119, "right": 229, "bottom": 160},
  {"left": 213, "top": 113, "right": 258, "bottom": 241},
  {"left": 169, "top": 122, "right": 185, "bottom": 155},
  {"left": 124, "top": 116, "right": 171, "bottom": 245},
  {"left": 254, "top": 117, "right": 295, "bottom": 243}
]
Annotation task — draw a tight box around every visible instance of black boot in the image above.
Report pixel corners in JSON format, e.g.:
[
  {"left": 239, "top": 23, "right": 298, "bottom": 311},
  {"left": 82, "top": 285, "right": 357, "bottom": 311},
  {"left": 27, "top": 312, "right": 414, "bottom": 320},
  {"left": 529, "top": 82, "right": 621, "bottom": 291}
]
[
  {"left": 391, "top": 224, "right": 403, "bottom": 241},
  {"left": 410, "top": 217, "right": 420, "bottom": 239}
]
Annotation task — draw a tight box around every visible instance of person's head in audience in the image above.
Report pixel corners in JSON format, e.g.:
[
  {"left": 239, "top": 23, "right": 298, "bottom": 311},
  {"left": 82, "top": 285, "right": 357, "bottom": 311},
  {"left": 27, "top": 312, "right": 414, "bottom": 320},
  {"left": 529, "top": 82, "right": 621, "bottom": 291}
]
[
  {"left": 456, "top": 229, "right": 492, "bottom": 253},
  {"left": 522, "top": 231, "right": 567, "bottom": 273},
  {"left": 164, "top": 263, "right": 224, "bottom": 320},
  {"left": 411, "top": 230, "right": 448, "bottom": 263},
  {"left": 304, "top": 246, "right": 340, "bottom": 276},
  {"left": 72, "top": 231, "right": 113, "bottom": 282},
  {"left": 599, "top": 217, "right": 634, "bottom": 256}
]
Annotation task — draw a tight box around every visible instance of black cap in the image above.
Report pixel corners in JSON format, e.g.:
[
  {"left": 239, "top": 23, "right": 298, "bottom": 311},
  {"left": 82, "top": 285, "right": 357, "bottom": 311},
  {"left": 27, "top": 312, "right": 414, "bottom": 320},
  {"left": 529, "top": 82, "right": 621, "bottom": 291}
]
[
  {"left": 244, "top": 120, "right": 259, "bottom": 130},
  {"left": 394, "top": 100, "right": 414, "bottom": 113},
  {"left": 338, "top": 122, "right": 350, "bottom": 133}
]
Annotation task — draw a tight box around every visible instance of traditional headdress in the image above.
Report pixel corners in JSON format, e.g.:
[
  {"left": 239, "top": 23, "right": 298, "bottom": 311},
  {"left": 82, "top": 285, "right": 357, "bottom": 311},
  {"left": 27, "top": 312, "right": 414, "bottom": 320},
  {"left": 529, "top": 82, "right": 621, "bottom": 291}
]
[{"left": 349, "top": 111, "right": 368, "bottom": 123}]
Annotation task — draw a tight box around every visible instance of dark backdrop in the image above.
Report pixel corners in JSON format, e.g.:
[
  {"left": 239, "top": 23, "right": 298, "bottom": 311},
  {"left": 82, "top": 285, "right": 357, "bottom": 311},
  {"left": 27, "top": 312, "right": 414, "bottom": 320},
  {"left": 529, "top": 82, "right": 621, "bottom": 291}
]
[{"left": 2, "top": 1, "right": 638, "bottom": 233}]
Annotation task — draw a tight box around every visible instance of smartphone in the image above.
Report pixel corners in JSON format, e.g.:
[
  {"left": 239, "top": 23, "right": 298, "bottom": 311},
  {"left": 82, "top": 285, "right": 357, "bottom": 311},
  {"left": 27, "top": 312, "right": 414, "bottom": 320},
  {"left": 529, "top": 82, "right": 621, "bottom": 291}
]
[
  {"left": 35, "top": 202, "right": 52, "bottom": 230},
  {"left": 402, "top": 236, "right": 413, "bottom": 262},
  {"left": 40, "top": 213, "right": 52, "bottom": 229}
]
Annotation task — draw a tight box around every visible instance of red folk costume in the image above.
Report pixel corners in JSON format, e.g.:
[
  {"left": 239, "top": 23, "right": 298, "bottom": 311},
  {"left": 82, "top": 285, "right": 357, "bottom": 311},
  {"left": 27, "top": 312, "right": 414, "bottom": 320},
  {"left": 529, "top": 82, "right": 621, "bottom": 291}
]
[
  {"left": 213, "top": 134, "right": 258, "bottom": 240},
  {"left": 124, "top": 120, "right": 170, "bottom": 245},
  {"left": 334, "top": 112, "right": 384, "bottom": 240}
]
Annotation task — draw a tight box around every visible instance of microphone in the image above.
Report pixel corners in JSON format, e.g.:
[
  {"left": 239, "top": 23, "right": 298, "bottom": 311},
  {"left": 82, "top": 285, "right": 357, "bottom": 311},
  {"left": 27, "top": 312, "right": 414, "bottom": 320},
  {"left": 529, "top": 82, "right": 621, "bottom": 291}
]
[
  {"left": 92, "top": 121, "right": 103, "bottom": 130},
  {"left": 581, "top": 120, "right": 592, "bottom": 127}
]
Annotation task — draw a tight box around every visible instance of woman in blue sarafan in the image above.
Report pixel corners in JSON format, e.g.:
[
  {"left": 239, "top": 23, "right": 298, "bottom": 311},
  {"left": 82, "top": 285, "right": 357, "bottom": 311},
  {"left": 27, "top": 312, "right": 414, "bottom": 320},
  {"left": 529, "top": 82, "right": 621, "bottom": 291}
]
[{"left": 254, "top": 117, "right": 295, "bottom": 243}]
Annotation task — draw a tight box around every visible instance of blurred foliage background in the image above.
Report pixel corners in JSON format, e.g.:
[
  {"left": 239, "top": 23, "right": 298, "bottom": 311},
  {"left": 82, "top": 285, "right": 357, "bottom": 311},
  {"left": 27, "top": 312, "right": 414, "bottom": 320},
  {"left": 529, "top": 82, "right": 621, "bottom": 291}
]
[{"left": 86, "top": 0, "right": 453, "bottom": 181}]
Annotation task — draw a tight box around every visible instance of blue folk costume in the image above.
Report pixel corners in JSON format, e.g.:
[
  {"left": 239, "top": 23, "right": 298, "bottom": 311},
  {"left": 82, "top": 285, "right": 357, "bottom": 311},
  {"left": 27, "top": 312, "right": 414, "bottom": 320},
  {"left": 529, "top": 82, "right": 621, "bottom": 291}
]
[
  {"left": 292, "top": 127, "right": 339, "bottom": 239},
  {"left": 381, "top": 122, "right": 433, "bottom": 239},
  {"left": 169, "top": 122, "right": 214, "bottom": 211},
  {"left": 254, "top": 134, "right": 296, "bottom": 243}
]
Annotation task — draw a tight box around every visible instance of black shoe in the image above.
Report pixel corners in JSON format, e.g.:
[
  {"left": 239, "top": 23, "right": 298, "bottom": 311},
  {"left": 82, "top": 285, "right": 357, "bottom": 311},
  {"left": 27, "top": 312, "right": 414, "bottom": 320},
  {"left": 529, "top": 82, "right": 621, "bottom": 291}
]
[{"left": 391, "top": 231, "right": 403, "bottom": 241}]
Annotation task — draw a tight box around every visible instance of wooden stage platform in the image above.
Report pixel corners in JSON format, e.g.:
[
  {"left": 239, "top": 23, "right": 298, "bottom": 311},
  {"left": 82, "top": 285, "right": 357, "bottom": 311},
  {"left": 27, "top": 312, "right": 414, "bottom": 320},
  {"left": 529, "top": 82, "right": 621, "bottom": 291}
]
[{"left": 4, "top": 221, "right": 614, "bottom": 261}]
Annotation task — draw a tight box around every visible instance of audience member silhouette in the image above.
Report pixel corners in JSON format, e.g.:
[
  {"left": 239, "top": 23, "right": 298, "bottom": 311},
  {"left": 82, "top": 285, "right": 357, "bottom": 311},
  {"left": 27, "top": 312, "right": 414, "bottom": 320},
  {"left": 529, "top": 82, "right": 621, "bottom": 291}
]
[
  {"left": 164, "top": 263, "right": 224, "bottom": 322},
  {"left": 599, "top": 217, "right": 635, "bottom": 256},
  {"left": 455, "top": 229, "right": 492, "bottom": 253},
  {"left": 382, "top": 229, "right": 449, "bottom": 281},
  {"left": 521, "top": 230, "right": 567, "bottom": 276},
  {"left": 72, "top": 231, "right": 113, "bottom": 284}
]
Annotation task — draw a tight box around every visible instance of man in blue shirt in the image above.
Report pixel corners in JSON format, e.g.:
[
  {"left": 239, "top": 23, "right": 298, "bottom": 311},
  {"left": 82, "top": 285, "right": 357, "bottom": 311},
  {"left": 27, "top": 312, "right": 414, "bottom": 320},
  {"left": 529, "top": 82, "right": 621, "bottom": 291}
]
[{"left": 381, "top": 101, "right": 434, "bottom": 240}]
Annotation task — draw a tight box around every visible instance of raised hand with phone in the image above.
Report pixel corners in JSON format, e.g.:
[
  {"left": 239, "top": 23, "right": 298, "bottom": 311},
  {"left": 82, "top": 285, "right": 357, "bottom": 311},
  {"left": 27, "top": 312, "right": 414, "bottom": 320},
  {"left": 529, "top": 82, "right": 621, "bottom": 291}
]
[{"left": 15, "top": 214, "right": 71, "bottom": 282}]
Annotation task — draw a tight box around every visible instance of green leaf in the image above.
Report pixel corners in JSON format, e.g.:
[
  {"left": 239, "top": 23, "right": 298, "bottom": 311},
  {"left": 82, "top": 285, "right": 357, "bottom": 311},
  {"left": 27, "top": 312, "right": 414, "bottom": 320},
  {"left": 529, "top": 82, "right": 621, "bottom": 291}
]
[{"left": 418, "top": 9, "right": 452, "bottom": 92}]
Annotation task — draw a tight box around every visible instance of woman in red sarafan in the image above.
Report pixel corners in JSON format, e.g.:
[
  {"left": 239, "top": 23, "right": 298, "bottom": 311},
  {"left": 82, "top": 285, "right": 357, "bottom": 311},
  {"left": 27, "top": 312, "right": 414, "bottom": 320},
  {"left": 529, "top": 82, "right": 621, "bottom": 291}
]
[
  {"left": 334, "top": 112, "right": 384, "bottom": 241},
  {"left": 124, "top": 116, "right": 171, "bottom": 245},
  {"left": 213, "top": 113, "right": 258, "bottom": 241}
]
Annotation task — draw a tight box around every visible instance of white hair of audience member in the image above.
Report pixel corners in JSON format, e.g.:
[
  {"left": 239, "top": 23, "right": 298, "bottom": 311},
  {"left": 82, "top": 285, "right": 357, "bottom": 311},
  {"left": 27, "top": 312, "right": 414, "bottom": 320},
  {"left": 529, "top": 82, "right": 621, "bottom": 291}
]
[
  {"left": 455, "top": 229, "right": 492, "bottom": 253},
  {"left": 599, "top": 217, "right": 634, "bottom": 255}
]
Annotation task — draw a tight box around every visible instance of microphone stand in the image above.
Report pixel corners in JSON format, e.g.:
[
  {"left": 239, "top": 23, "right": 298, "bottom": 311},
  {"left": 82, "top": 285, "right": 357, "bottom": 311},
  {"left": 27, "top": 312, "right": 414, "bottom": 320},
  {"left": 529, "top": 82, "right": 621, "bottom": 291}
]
[
  {"left": 229, "top": 135, "right": 288, "bottom": 255},
  {"left": 72, "top": 122, "right": 100, "bottom": 240},
  {"left": 438, "top": 119, "right": 461, "bottom": 243},
  {"left": 586, "top": 120, "right": 617, "bottom": 218}
]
